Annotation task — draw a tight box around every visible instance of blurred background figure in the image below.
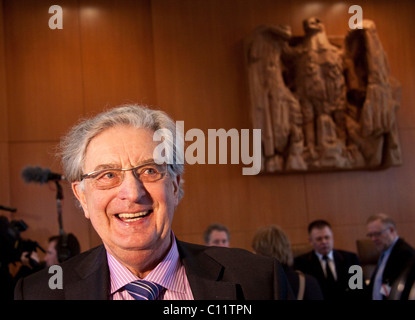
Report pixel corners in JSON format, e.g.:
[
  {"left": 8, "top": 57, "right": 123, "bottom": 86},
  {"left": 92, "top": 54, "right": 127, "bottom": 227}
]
[
  {"left": 0, "top": 215, "right": 45, "bottom": 300},
  {"left": 252, "top": 225, "right": 324, "bottom": 300},
  {"left": 203, "top": 223, "right": 230, "bottom": 247},
  {"left": 294, "top": 219, "right": 361, "bottom": 300},
  {"left": 366, "top": 213, "right": 415, "bottom": 300},
  {"left": 44, "top": 233, "right": 81, "bottom": 267},
  {"left": 14, "top": 233, "right": 81, "bottom": 283},
  {"left": 0, "top": 216, "right": 15, "bottom": 300}
]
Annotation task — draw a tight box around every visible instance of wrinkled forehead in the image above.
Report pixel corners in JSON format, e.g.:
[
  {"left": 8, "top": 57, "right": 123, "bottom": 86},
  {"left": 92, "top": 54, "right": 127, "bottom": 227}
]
[{"left": 83, "top": 125, "right": 159, "bottom": 170}]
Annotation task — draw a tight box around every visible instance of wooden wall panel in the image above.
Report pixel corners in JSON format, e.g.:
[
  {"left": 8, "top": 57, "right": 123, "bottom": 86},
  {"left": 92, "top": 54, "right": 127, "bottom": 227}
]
[
  {"left": 79, "top": 0, "right": 157, "bottom": 114},
  {"left": 0, "top": 0, "right": 7, "bottom": 142},
  {"left": 0, "top": 0, "right": 10, "bottom": 208},
  {"left": 4, "top": 0, "right": 84, "bottom": 141}
]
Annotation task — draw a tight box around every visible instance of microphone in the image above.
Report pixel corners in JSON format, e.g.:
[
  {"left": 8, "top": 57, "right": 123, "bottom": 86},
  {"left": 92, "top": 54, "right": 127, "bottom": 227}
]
[
  {"left": 22, "top": 166, "right": 65, "bottom": 184},
  {"left": 0, "top": 205, "right": 17, "bottom": 212}
]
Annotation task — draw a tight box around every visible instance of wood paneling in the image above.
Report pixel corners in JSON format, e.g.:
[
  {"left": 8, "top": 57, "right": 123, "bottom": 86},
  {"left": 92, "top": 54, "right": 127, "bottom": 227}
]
[
  {"left": 1, "top": 0, "right": 415, "bottom": 255},
  {"left": 4, "top": 0, "right": 84, "bottom": 141},
  {"left": 0, "top": 0, "right": 10, "bottom": 207},
  {"left": 0, "top": 0, "right": 7, "bottom": 141},
  {"left": 79, "top": 0, "right": 157, "bottom": 113}
]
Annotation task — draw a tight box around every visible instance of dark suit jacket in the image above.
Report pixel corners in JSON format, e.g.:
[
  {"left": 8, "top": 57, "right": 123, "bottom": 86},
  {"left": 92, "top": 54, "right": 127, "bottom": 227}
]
[
  {"left": 294, "top": 249, "right": 361, "bottom": 300},
  {"left": 14, "top": 240, "right": 292, "bottom": 300},
  {"left": 368, "top": 238, "right": 415, "bottom": 299}
]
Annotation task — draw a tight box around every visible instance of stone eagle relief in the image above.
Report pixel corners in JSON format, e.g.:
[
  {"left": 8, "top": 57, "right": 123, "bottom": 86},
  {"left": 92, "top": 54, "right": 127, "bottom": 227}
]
[{"left": 245, "top": 18, "right": 402, "bottom": 173}]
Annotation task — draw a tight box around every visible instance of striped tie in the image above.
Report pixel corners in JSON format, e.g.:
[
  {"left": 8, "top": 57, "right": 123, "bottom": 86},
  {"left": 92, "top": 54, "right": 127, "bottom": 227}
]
[{"left": 124, "top": 280, "right": 163, "bottom": 300}]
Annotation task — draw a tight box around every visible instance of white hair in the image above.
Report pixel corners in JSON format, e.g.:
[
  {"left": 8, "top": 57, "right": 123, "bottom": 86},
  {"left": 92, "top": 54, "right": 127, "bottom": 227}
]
[{"left": 59, "top": 104, "right": 184, "bottom": 200}]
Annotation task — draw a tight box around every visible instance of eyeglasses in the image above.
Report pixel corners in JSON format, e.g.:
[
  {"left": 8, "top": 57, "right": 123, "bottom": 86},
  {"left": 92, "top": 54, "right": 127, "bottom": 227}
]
[
  {"left": 81, "top": 161, "right": 167, "bottom": 190},
  {"left": 366, "top": 228, "right": 389, "bottom": 238}
]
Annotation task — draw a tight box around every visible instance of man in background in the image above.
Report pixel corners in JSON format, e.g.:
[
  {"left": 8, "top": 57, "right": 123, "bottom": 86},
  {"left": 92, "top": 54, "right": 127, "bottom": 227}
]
[
  {"left": 366, "top": 213, "right": 415, "bottom": 300},
  {"left": 203, "top": 223, "right": 230, "bottom": 247},
  {"left": 294, "top": 219, "right": 361, "bottom": 300},
  {"left": 14, "top": 233, "right": 81, "bottom": 283},
  {"left": 44, "top": 233, "right": 81, "bottom": 266}
]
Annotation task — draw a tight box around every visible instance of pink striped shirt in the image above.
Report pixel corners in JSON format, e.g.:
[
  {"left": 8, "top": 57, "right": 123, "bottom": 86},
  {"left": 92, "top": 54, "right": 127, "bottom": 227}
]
[{"left": 107, "top": 234, "right": 194, "bottom": 300}]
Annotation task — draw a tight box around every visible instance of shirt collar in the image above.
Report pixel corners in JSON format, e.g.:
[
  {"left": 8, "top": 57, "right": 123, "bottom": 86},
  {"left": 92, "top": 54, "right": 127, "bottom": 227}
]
[
  {"left": 107, "top": 232, "right": 185, "bottom": 295},
  {"left": 315, "top": 250, "right": 334, "bottom": 261}
]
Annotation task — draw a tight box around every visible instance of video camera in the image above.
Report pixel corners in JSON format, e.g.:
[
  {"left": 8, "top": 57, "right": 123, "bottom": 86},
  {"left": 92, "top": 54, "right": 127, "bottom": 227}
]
[{"left": 0, "top": 216, "right": 45, "bottom": 265}]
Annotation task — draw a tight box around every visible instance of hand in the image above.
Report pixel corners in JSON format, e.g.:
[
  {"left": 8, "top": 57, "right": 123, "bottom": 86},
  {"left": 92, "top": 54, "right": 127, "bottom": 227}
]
[{"left": 20, "top": 251, "right": 40, "bottom": 268}]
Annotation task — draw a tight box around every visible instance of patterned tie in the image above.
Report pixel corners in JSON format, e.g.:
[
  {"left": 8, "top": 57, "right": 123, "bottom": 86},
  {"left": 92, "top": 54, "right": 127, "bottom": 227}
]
[{"left": 124, "top": 280, "right": 164, "bottom": 300}]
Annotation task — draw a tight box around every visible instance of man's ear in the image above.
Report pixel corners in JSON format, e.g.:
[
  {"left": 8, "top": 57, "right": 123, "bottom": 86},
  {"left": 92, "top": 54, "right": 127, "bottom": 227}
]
[
  {"left": 72, "top": 182, "right": 90, "bottom": 219},
  {"left": 172, "top": 175, "right": 181, "bottom": 205}
]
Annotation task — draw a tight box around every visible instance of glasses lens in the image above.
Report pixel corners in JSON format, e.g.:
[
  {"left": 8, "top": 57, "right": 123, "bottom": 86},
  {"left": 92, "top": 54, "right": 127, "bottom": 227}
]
[
  {"left": 136, "top": 164, "right": 166, "bottom": 182},
  {"left": 93, "top": 170, "right": 123, "bottom": 189}
]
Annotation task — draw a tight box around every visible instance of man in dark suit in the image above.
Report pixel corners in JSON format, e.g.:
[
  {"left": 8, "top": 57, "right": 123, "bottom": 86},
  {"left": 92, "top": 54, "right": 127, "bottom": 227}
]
[
  {"left": 14, "top": 105, "right": 292, "bottom": 300},
  {"left": 366, "top": 213, "right": 415, "bottom": 300},
  {"left": 294, "top": 220, "right": 361, "bottom": 300}
]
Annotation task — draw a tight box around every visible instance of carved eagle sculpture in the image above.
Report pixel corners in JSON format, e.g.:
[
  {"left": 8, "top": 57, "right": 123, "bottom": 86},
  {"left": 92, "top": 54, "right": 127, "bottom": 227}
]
[{"left": 245, "top": 18, "right": 402, "bottom": 173}]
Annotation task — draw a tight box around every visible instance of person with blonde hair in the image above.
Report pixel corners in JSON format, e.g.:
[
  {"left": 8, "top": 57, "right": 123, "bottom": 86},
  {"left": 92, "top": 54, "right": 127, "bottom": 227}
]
[{"left": 252, "top": 225, "right": 323, "bottom": 300}]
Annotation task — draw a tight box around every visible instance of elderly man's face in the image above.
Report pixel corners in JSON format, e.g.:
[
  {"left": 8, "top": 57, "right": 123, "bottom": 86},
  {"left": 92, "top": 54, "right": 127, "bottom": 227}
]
[
  {"left": 73, "top": 125, "right": 180, "bottom": 263},
  {"left": 366, "top": 219, "right": 395, "bottom": 252}
]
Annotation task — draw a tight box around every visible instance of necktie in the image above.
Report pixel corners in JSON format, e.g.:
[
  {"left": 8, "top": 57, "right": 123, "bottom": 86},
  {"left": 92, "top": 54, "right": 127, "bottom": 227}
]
[
  {"left": 124, "top": 280, "right": 164, "bottom": 300},
  {"left": 323, "top": 255, "right": 336, "bottom": 283}
]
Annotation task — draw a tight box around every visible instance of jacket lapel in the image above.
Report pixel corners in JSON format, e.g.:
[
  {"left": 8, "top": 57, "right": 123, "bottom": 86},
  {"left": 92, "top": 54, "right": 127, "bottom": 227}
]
[
  {"left": 382, "top": 238, "right": 403, "bottom": 284},
  {"left": 177, "top": 240, "right": 238, "bottom": 300},
  {"left": 65, "top": 245, "right": 110, "bottom": 300},
  {"left": 311, "top": 252, "right": 326, "bottom": 282}
]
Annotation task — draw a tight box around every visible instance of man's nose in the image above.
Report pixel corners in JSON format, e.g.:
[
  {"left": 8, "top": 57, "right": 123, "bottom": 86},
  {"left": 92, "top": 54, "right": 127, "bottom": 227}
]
[{"left": 117, "top": 171, "right": 146, "bottom": 202}]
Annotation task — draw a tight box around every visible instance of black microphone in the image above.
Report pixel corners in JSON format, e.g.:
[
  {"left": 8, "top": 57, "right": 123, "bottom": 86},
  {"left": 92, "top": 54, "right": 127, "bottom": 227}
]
[
  {"left": 0, "top": 205, "right": 17, "bottom": 212},
  {"left": 22, "top": 166, "right": 65, "bottom": 184}
]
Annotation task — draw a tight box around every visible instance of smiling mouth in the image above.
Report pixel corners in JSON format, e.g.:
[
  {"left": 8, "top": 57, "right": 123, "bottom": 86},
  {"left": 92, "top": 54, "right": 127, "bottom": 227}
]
[{"left": 116, "top": 210, "right": 153, "bottom": 222}]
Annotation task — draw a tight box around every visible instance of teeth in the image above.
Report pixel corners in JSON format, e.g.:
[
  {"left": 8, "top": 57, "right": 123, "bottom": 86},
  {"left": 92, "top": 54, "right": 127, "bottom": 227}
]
[
  {"left": 118, "top": 212, "right": 148, "bottom": 218},
  {"left": 117, "top": 211, "right": 150, "bottom": 222}
]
